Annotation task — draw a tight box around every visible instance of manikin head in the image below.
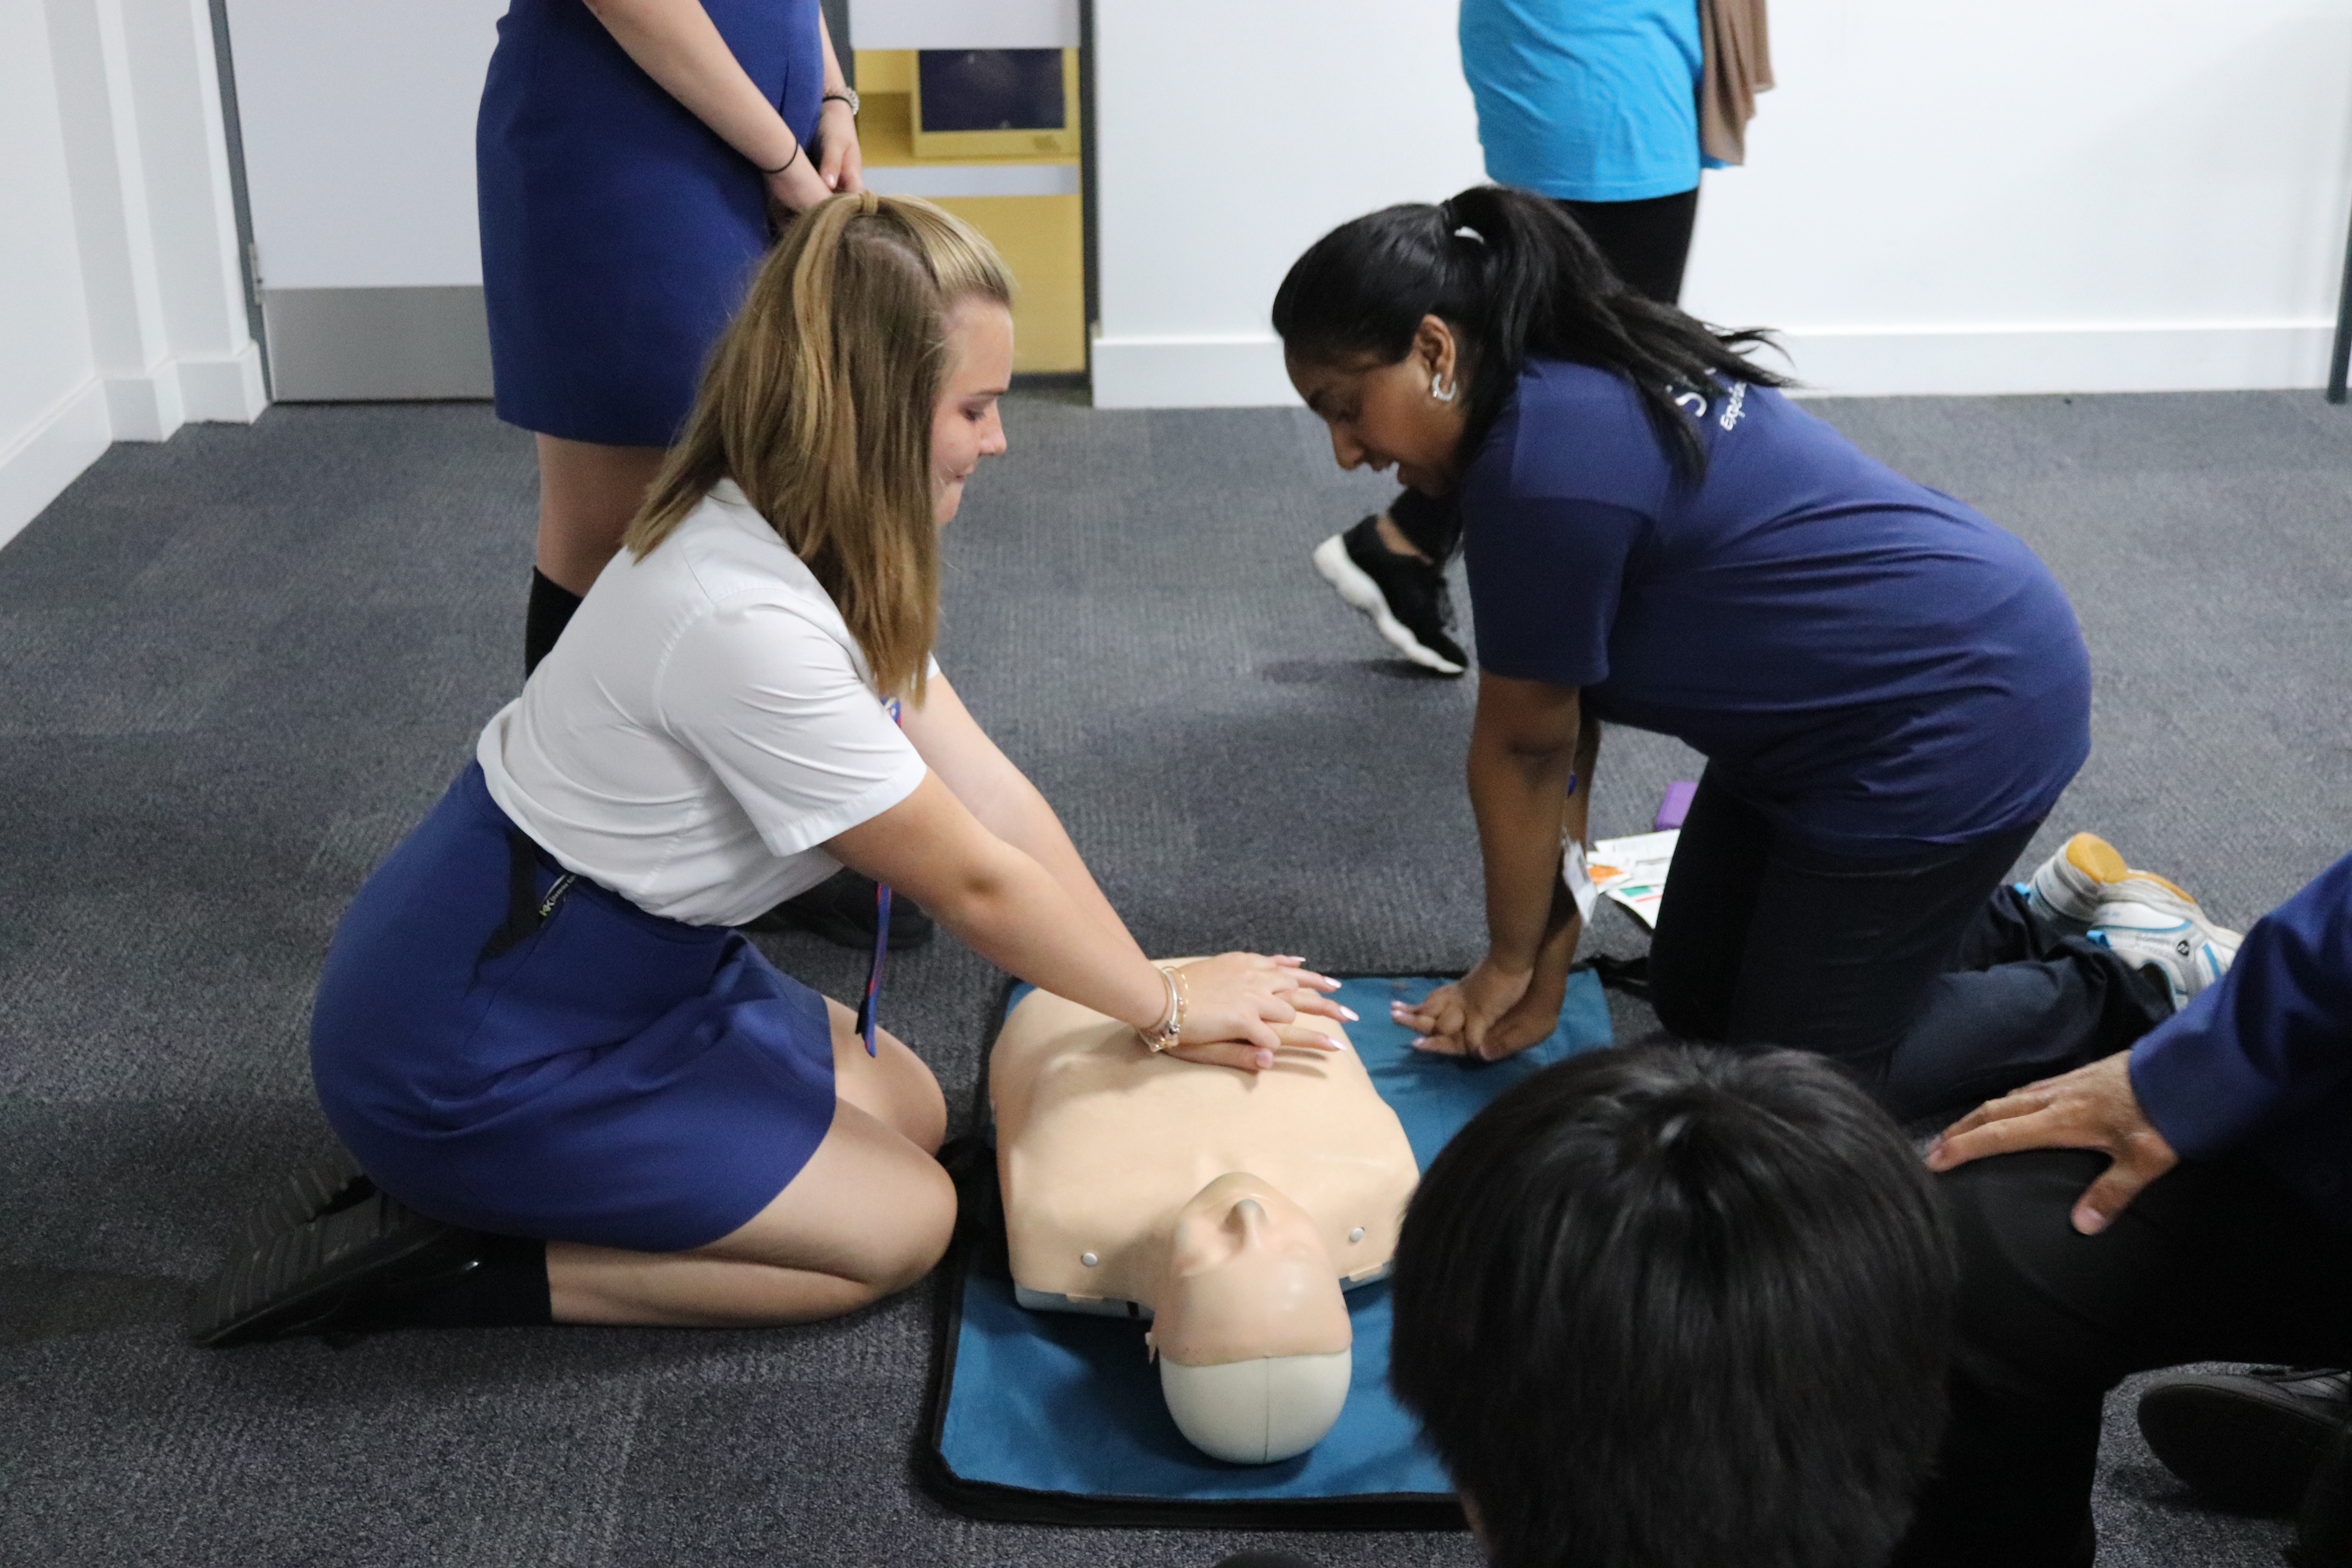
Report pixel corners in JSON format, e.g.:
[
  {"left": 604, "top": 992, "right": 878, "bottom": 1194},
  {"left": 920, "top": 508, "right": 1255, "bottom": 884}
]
[{"left": 1146, "top": 1172, "right": 1353, "bottom": 1465}]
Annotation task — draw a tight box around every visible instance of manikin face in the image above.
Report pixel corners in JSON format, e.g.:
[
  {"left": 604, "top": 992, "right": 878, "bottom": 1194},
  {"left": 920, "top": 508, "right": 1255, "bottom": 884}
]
[
  {"left": 1286, "top": 314, "right": 1472, "bottom": 497},
  {"left": 1148, "top": 1172, "right": 1352, "bottom": 1367},
  {"left": 931, "top": 295, "right": 1013, "bottom": 526}
]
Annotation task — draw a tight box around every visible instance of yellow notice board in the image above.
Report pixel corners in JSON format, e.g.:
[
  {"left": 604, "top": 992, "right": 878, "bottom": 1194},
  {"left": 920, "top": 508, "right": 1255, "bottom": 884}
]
[{"left": 854, "top": 49, "right": 1086, "bottom": 375}]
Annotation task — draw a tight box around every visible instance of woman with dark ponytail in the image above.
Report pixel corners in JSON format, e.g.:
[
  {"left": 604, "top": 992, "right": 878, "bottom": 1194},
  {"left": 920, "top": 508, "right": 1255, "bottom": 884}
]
[{"left": 1276, "top": 186, "right": 2219, "bottom": 1123}]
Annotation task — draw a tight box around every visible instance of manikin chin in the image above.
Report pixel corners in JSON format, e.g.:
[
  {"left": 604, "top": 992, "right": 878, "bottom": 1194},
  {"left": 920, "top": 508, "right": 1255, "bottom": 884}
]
[{"left": 990, "top": 974, "right": 1418, "bottom": 1465}]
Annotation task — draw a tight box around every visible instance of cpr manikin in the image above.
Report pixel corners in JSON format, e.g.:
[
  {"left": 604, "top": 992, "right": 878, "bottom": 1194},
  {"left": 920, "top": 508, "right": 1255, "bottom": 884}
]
[{"left": 990, "top": 975, "right": 1418, "bottom": 1464}]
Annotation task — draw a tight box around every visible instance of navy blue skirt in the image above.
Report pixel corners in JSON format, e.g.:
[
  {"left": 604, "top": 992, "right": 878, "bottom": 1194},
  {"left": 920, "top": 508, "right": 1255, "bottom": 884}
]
[
  {"left": 476, "top": 0, "right": 823, "bottom": 447},
  {"left": 311, "top": 764, "right": 837, "bottom": 1252}
]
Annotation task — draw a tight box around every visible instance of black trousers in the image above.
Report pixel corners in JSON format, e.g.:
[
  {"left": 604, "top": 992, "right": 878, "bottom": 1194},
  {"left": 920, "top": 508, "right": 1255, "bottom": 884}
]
[
  {"left": 1648, "top": 771, "right": 2169, "bottom": 1124},
  {"left": 1386, "top": 187, "right": 1701, "bottom": 564},
  {"left": 1893, "top": 1149, "right": 2352, "bottom": 1568}
]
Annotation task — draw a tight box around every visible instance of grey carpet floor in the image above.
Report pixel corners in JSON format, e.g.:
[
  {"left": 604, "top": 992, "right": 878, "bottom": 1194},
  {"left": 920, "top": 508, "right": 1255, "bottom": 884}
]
[{"left": 4, "top": 387, "right": 2347, "bottom": 1566}]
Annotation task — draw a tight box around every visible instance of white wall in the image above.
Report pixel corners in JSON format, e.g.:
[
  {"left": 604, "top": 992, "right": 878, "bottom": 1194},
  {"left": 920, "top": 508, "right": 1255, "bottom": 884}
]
[
  {"left": 1093, "top": 0, "right": 2352, "bottom": 406},
  {"left": 0, "top": 0, "right": 267, "bottom": 550},
  {"left": 1091, "top": 0, "right": 1484, "bottom": 408}
]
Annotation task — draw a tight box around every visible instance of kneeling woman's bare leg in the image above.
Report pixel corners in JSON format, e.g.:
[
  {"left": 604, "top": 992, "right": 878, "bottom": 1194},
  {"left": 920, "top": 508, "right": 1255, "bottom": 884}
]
[{"left": 546, "top": 1004, "right": 953, "bottom": 1326}]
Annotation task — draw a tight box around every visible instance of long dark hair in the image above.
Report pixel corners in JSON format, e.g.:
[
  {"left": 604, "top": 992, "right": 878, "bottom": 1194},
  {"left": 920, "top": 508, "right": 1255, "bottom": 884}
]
[{"left": 1271, "top": 184, "right": 1788, "bottom": 480}]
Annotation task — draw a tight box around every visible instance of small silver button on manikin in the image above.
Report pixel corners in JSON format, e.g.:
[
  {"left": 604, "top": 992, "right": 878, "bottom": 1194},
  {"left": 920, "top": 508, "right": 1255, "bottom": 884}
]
[
  {"left": 1348, "top": 1228, "right": 1365, "bottom": 1244},
  {"left": 1080, "top": 1251, "right": 1099, "bottom": 1267}
]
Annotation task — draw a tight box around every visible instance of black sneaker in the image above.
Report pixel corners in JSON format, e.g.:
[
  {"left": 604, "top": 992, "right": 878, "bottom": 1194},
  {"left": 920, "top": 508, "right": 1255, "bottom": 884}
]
[
  {"left": 2137, "top": 1367, "right": 2352, "bottom": 1515},
  {"left": 744, "top": 868, "right": 936, "bottom": 950},
  {"left": 1310, "top": 515, "right": 1466, "bottom": 675}
]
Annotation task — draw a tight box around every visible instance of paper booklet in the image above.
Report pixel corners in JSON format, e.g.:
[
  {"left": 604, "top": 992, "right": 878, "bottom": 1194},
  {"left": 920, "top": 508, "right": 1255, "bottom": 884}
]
[{"left": 1576, "top": 830, "right": 1681, "bottom": 929}]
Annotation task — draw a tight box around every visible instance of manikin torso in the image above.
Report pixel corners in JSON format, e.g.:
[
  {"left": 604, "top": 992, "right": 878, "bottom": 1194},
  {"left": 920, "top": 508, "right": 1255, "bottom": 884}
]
[{"left": 989, "top": 973, "right": 1419, "bottom": 1462}]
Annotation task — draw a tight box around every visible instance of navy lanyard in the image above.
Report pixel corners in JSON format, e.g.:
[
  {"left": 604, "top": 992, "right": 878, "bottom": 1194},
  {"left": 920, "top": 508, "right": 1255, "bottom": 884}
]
[{"left": 851, "top": 697, "right": 903, "bottom": 1057}]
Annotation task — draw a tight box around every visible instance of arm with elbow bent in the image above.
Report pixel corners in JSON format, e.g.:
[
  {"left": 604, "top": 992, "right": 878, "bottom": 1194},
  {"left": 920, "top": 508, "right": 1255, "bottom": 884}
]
[
  {"left": 829, "top": 681, "right": 1350, "bottom": 1073},
  {"left": 1399, "top": 673, "right": 1594, "bottom": 1061},
  {"left": 578, "top": 0, "right": 856, "bottom": 213}
]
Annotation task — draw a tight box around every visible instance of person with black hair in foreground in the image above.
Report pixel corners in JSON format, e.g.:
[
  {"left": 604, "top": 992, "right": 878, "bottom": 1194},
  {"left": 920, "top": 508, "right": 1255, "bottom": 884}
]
[
  {"left": 1895, "top": 849, "right": 2352, "bottom": 1568},
  {"left": 1390, "top": 1043, "right": 1956, "bottom": 1568},
  {"left": 1276, "top": 185, "right": 2237, "bottom": 1125}
]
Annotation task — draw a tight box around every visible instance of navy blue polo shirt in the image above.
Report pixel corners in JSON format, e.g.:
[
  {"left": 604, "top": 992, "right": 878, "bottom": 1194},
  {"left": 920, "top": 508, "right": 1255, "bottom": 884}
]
[{"left": 1459, "top": 359, "right": 2092, "bottom": 855}]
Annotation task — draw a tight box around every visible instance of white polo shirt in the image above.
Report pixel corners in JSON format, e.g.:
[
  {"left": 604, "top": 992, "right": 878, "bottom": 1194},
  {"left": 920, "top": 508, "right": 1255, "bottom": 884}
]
[{"left": 478, "top": 480, "right": 933, "bottom": 927}]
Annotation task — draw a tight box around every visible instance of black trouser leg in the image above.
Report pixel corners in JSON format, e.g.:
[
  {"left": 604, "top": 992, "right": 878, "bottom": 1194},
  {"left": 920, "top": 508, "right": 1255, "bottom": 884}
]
[
  {"left": 1893, "top": 1149, "right": 2352, "bottom": 1568},
  {"left": 1558, "top": 186, "right": 1702, "bottom": 306},
  {"left": 1890, "top": 886, "right": 2173, "bottom": 1119},
  {"left": 1646, "top": 771, "right": 1776, "bottom": 1042},
  {"left": 1646, "top": 769, "right": 2164, "bottom": 1121}
]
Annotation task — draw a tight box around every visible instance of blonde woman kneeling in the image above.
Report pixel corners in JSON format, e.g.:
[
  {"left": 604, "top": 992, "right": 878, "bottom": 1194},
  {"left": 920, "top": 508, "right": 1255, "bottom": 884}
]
[{"left": 194, "top": 195, "right": 1348, "bottom": 1343}]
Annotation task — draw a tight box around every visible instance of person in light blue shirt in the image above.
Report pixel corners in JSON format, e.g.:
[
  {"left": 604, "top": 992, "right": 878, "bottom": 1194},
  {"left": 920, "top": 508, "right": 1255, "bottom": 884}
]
[
  {"left": 1459, "top": 0, "right": 1705, "bottom": 204},
  {"left": 1310, "top": 0, "right": 1715, "bottom": 679}
]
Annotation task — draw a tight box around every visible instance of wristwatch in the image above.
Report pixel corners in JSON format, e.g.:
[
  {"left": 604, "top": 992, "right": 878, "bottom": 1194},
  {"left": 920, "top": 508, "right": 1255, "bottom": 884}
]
[{"left": 822, "top": 87, "right": 860, "bottom": 116}]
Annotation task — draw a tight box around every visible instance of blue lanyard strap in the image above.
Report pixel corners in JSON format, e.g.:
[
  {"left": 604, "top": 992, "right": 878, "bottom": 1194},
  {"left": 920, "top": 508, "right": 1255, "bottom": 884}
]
[{"left": 855, "top": 885, "right": 891, "bottom": 1057}]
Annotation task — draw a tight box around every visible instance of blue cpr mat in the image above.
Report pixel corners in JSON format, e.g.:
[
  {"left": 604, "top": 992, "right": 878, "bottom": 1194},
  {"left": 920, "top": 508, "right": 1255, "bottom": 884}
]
[{"left": 917, "top": 972, "right": 1615, "bottom": 1528}]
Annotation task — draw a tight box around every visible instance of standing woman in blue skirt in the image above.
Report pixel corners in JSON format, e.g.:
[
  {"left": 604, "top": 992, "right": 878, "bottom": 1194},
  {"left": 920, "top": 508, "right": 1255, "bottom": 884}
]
[
  {"left": 194, "top": 197, "right": 1350, "bottom": 1343},
  {"left": 479, "top": 0, "right": 861, "bottom": 674}
]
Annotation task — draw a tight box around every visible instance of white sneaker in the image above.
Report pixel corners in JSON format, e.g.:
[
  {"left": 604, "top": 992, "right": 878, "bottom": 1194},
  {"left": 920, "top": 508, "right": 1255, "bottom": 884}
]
[
  {"left": 2025, "top": 832, "right": 2131, "bottom": 933},
  {"left": 2087, "top": 894, "right": 2243, "bottom": 1013},
  {"left": 2025, "top": 832, "right": 2217, "bottom": 937}
]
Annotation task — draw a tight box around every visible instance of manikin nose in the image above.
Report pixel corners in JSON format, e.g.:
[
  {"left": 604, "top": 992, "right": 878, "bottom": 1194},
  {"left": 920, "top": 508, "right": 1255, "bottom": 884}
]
[{"left": 1227, "top": 1198, "right": 1267, "bottom": 1241}]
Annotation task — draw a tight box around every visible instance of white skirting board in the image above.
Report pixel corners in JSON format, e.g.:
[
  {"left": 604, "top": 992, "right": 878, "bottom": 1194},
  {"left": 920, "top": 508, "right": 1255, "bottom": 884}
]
[
  {"left": 1089, "top": 321, "right": 2343, "bottom": 410},
  {"left": 100, "top": 344, "right": 271, "bottom": 441},
  {"left": 0, "top": 345, "right": 269, "bottom": 551},
  {"left": 0, "top": 381, "right": 114, "bottom": 554}
]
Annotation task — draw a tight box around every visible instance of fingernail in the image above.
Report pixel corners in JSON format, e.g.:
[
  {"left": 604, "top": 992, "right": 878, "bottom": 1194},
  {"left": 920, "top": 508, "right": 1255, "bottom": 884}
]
[
  {"left": 1339, "top": 1006, "right": 1360, "bottom": 1022},
  {"left": 2073, "top": 1207, "right": 2106, "bottom": 1236},
  {"left": 1324, "top": 1035, "right": 1350, "bottom": 1052},
  {"left": 1255, "top": 1050, "right": 1274, "bottom": 1069},
  {"left": 1409, "top": 1036, "right": 1428, "bottom": 1049}
]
